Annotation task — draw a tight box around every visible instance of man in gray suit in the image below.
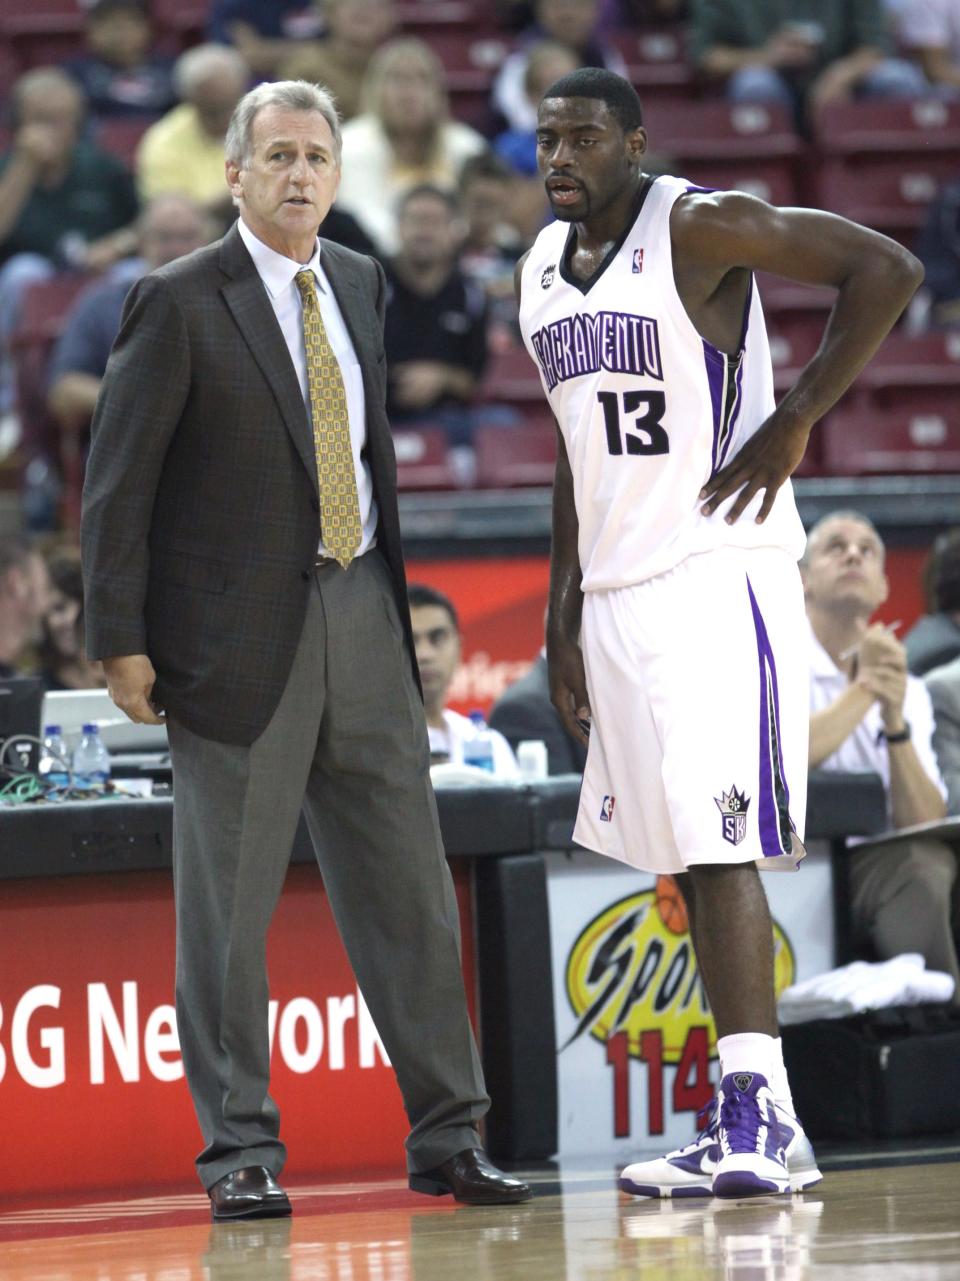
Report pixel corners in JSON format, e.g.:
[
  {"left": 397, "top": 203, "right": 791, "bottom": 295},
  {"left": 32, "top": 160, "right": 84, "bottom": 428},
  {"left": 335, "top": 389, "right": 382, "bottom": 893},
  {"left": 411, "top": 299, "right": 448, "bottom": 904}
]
[
  {"left": 81, "top": 79, "right": 530, "bottom": 1218},
  {"left": 927, "top": 654, "right": 960, "bottom": 815}
]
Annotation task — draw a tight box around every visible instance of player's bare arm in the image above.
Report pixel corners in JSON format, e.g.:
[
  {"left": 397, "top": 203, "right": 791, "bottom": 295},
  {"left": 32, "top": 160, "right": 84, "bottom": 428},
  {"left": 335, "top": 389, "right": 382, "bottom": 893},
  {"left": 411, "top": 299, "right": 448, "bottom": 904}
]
[
  {"left": 670, "top": 191, "right": 924, "bottom": 524},
  {"left": 516, "top": 249, "right": 590, "bottom": 747}
]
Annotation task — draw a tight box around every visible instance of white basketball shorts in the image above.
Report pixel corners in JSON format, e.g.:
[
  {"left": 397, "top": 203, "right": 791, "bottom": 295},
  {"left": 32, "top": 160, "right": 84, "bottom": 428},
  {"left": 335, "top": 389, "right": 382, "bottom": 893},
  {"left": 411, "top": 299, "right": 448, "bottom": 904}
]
[{"left": 574, "top": 545, "right": 808, "bottom": 875}]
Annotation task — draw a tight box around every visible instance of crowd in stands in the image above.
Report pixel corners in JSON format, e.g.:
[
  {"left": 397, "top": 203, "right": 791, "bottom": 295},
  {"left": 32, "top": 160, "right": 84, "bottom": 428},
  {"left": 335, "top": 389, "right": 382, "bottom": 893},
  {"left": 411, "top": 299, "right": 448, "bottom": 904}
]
[{"left": 2, "top": 0, "right": 960, "bottom": 520}]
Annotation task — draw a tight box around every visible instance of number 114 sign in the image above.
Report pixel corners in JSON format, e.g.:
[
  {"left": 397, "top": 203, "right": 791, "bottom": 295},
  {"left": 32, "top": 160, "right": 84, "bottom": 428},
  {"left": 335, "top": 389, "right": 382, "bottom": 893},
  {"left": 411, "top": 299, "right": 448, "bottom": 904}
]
[{"left": 546, "top": 852, "right": 795, "bottom": 1155}]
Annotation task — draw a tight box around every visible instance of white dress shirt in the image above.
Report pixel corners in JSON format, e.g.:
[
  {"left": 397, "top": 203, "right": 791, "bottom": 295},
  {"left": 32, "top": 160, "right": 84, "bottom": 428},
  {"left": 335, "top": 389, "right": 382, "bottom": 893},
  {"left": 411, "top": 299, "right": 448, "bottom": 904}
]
[
  {"left": 237, "top": 217, "right": 378, "bottom": 557},
  {"left": 808, "top": 620, "right": 947, "bottom": 830},
  {"left": 428, "top": 709, "right": 521, "bottom": 778}
]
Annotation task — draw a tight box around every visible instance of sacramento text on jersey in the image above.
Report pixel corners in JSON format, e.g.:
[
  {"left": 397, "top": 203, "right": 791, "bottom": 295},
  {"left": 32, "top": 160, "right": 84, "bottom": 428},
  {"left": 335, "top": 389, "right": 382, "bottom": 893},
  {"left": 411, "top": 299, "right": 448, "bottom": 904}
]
[{"left": 531, "top": 311, "right": 663, "bottom": 392}]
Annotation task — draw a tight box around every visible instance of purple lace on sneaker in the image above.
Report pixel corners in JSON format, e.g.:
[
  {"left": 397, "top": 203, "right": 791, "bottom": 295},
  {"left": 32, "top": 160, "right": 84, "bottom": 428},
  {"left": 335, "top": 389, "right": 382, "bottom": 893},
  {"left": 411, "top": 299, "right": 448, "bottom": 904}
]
[{"left": 719, "top": 1073, "right": 782, "bottom": 1160}]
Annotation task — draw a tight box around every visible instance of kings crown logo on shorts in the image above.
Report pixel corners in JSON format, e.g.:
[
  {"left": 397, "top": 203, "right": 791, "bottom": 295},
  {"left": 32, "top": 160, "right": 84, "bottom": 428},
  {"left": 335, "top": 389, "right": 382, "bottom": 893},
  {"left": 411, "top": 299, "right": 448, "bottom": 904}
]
[
  {"left": 714, "top": 785, "right": 750, "bottom": 846},
  {"left": 599, "top": 795, "right": 616, "bottom": 822},
  {"left": 541, "top": 264, "right": 556, "bottom": 289}
]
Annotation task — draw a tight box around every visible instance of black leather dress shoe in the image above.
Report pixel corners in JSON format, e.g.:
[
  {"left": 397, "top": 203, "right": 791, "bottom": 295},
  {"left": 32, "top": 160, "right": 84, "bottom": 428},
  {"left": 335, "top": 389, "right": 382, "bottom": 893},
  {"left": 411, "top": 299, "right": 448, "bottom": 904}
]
[
  {"left": 208, "top": 1166, "right": 292, "bottom": 1221},
  {"left": 409, "top": 1148, "right": 533, "bottom": 1205}
]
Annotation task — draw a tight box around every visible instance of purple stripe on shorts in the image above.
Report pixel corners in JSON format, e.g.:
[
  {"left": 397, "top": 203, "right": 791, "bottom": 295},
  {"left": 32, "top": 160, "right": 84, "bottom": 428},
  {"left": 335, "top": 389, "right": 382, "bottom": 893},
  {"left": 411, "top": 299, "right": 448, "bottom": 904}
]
[
  {"left": 746, "top": 574, "right": 793, "bottom": 859},
  {"left": 702, "top": 341, "right": 726, "bottom": 474}
]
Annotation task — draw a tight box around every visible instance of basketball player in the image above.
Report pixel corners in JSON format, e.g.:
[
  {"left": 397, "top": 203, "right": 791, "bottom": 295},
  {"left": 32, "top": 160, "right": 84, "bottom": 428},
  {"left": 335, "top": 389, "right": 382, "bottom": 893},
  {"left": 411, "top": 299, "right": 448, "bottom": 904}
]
[{"left": 517, "top": 68, "right": 923, "bottom": 1198}]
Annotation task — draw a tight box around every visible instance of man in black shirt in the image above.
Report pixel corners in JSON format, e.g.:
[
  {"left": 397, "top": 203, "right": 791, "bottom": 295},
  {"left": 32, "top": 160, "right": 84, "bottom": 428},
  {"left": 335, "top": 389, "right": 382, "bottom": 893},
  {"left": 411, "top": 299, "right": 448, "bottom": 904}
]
[{"left": 384, "top": 184, "right": 489, "bottom": 447}]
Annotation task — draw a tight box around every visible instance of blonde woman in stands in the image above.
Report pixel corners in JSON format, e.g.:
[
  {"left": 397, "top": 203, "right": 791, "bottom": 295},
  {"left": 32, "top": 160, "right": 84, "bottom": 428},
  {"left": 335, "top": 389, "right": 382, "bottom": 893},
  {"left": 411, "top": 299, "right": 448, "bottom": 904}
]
[{"left": 336, "top": 38, "right": 487, "bottom": 255}]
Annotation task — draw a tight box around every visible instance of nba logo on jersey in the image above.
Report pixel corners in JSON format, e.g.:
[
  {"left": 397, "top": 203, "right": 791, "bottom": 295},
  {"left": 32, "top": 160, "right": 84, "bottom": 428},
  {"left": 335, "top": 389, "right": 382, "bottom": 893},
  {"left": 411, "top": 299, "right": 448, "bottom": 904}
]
[
  {"left": 600, "top": 795, "right": 616, "bottom": 822},
  {"left": 714, "top": 785, "right": 750, "bottom": 845},
  {"left": 632, "top": 247, "right": 643, "bottom": 274}
]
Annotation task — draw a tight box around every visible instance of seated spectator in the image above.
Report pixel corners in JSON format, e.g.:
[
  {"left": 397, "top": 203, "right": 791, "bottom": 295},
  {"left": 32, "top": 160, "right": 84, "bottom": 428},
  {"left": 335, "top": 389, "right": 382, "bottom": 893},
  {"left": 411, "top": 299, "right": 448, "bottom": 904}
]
[
  {"left": 384, "top": 185, "right": 489, "bottom": 446},
  {"left": 279, "top": 0, "right": 398, "bottom": 123},
  {"left": 492, "top": 0, "right": 629, "bottom": 133},
  {"left": 803, "top": 509, "right": 957, "bottom": 994},
  {"left": 47, "top": 194, "right": 213, "bottom": 435},
  {"left": 494, "top": 40, "right": 579, "bottom": 179},
  {"left": 688, "top": 0, "right": 929, "bottom": 123},
  {"left": 926, "top": 653, "right": 960, "bottom": 812},
  {"left": 457, "top": 152, "right": 526, "bottom": 343},
  {"left": 409, "top": 583, "right": 520, "bottom": 776},
  {"left": 489, "top": 639, "right": 587, "bottom": 775},
  {"left": 208, "top": 0, "right": 325, "bottom": 79},
  {"left": 0, "top": 536, "right": 52, "bottom": 679},
  {"left": 37, "top": 551, "right": 105, "bottom": 691},
  {"left": 913, "top": 180, "right": 960, "bottom": 329},
  {"left": 337, "top": 38, "right": 487, "bottom": 255},
  {"left": 898, "top": 0, "right": 960, "bottom": 93},
  {"left": 136, "top": 45, "right": 249, "bottom": 224},
  {"left": 0, "top": 69, "right": 140, "bottom": 436},
  {"left": 905, "top": 528, "right": 960, "bottom": 674},
  {"left": 64, "top": 0, "right": 176, "bottom": 120}
]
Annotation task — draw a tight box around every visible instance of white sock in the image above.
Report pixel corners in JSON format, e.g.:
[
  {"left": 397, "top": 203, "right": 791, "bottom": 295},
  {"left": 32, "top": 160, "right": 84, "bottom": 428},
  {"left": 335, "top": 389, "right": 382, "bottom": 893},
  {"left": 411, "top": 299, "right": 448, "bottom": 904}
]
[
  {"left": 717, "top": 1032, "right": 776, "bottom": 1083},
  {"left": 770, "top": 1037, "right": 796, "bottom": 1116}
]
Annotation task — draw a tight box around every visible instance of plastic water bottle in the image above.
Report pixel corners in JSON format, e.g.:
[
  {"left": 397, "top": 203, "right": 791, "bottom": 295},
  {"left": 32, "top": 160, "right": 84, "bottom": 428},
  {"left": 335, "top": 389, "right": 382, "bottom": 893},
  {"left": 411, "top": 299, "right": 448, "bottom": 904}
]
[
  {"left": 39, "top": 724, "right": 70, "bottom": 788},
  {"left": 72, "top": 723, "right": 111, "bottom": 792},
  {"left": 462, "top": 710, "right": 495, "bottom": 773}
]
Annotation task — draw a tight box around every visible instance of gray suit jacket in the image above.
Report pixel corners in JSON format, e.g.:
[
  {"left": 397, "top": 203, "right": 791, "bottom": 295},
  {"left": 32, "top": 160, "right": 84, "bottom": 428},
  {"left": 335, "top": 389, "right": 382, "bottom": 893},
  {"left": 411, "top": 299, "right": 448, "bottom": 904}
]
[
  {"left": 489, "top": 653, "right": 588, "bottom": 776},
  {"left": 81, "top": 221, "right": 417, "bottom": 745},
  {"left": 925, "top": 654, "right": 960, "bottom": 815}
]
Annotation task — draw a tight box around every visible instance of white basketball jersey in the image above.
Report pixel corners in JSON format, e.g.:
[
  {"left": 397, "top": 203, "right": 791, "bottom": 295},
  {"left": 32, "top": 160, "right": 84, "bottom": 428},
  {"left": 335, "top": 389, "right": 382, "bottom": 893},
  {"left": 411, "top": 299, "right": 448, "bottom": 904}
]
[{"left": 519, "top": 174, "right": 806, "bottom": 591}]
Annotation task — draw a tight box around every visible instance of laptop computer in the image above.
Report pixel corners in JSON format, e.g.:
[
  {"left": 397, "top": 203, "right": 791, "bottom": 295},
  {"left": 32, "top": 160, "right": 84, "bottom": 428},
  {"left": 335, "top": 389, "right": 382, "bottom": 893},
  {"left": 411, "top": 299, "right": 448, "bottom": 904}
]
[{"left": 0, "top": 676, "right": 44, "bottom": 773}]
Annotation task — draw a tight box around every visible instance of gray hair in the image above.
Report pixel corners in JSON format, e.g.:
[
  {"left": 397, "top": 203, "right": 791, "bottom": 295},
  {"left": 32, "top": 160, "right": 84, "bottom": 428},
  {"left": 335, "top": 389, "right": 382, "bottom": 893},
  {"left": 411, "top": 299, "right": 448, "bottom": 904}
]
[
  {"left": 801, "top": 509, "right": 885, "bottom": 567},
  {"left": 224, "top": 80, "right": 342, "bottom": 168},
  {"left": 173, "top": 43, "right": 248, "bottom": 101}
]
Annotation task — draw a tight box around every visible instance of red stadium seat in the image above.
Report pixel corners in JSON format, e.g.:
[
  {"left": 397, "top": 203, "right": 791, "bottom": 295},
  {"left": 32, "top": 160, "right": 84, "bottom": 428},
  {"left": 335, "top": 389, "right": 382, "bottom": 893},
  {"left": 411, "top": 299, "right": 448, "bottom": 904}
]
[
  {"left": 396, "top": 1, "right": 486, "bottom": 35},
  {"left": 608, "top": 27, "right": 695, "bottom": 102},
  {"left": 425, "top": 30, "right": 510, "bottom": 93},
  {"left": 860, "top": 330, "right": 960, "bottom": 395},
  {"left": 474, "top": 416, "right": 556, "bottom": 488},
  {"left": 822, "top": 404, "right": 960, "bottom": 475},
  {"left": 643, "top": 101, "right": 801, "bottom": 163},
  {"left": 641, "top": 102, "right": 802, "bottom": 204},
  {"left": 479, "top": 344, "right": 542, "bottom": 405},
  {"left": 812, "top": 98, "right": 960, "bottom": 158},
  {"left": 816, "top": 156, "right": 955, "bottom": 240},
  {"left": 393, "top": 426, "right": 457, "bottom": 490}
]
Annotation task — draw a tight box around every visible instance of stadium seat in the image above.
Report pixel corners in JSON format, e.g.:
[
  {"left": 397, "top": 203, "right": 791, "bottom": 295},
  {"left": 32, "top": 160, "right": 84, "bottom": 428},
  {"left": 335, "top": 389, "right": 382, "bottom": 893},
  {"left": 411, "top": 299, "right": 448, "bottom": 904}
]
[
  {"left": 607, "top": 27, "right": 695, "bottom": 102},
  {"left": 859, "top": 330, "right": 960, "bottom": 395},
  {"left": 679, "top": 157, "right": 798, "bottom": 206},
  {"left": 474, "top": 416, "right": 556, "bottom": 488},
  {"left": 816, "top": 155, "right": 955, "bottom": 240},
  {"left": 393, "top": 426, "right": 458, "bottom": 490},
  {"left": 479, "top": 344, "right": 542, "bottom": 405},
  {"left": 424, "top": 30, "right": 510, "bottom": 93},
  {"left": 812, "top": 97, "right": 960, "bottom": 158},
  {"left": 396, "top": 0, "right": 486, "bottom": 35},
  {"left": 822, "top": 403, "right": 960, "bottom": 474},
  {"left": 643, "top": 101, "right": 801, "bottom": 164}
]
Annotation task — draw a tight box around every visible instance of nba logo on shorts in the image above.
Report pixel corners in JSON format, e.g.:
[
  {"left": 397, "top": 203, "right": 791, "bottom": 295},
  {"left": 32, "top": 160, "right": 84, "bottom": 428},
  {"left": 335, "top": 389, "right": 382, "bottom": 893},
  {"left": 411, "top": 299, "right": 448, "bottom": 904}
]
[
  {"left": 714, "top": 785, "right": 750, "bottom": 846},
  {"left": 600, "top": 795, "right": 616, "bottom": 822},
  {"left": 632, "top": 248, "right": 644, "bottom": 274}
]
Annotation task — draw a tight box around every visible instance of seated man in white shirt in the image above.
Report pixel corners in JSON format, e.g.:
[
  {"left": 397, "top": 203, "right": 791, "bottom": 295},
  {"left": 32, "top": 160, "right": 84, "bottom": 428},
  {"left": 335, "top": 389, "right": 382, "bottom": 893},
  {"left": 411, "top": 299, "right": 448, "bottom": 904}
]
[
  {"left": 802, "top": 510, "right": 958, "bottom": 997},
  {"left": 408, "top": 583, "right": 520, "bottom": 778}
]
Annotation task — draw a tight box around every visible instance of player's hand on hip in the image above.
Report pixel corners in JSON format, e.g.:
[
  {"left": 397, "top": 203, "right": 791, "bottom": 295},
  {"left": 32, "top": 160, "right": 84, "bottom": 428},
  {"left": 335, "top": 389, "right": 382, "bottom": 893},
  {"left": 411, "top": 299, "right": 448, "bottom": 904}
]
[
  {"left": 699, "top": 412, "right": 810, "bottom": 525},
  {"left": 102, "top": 653, "right": 166, "bottom": 725},
  {"left": 547, "top": 637, "right": 591, "bottom": 747}
]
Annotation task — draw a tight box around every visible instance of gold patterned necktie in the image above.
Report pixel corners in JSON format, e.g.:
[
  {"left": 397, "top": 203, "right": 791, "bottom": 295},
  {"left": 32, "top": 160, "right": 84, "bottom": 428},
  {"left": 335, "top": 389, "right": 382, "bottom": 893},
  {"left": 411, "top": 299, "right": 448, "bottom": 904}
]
[{"left": 295, "top": 268, "right": 362, "bottom": 568}]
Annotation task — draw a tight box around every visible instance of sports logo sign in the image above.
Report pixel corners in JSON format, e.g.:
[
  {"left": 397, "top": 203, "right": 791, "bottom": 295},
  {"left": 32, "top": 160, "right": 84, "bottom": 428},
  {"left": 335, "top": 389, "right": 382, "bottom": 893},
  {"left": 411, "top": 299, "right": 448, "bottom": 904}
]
[{"left": 563, "top": 879, "right": 794, "bottom": 1137}]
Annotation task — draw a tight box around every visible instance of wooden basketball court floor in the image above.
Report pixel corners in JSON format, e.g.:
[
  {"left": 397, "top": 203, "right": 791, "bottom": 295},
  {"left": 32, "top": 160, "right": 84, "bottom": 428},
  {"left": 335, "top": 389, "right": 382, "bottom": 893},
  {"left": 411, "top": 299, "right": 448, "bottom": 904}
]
[{"left": 2, "top": 1142, "right": 959, "bottom": 1281}]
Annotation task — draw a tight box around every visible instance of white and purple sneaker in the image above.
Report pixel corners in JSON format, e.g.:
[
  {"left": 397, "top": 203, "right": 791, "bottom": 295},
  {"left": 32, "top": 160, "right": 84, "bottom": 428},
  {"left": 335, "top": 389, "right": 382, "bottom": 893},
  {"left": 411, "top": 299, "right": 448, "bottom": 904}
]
[
  {"left": 620, "top": 1094, "right": 820, "bottom": 1200},
  {"left": 712, "top": 1071, "right": 790, "bottom": 1198}
]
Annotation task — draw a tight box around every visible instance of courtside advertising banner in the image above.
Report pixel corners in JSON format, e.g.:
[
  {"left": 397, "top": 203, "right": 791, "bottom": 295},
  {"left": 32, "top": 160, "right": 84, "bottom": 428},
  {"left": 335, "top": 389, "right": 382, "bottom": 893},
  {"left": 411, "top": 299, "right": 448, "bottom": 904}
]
[{"left": 545, "top": 848, "right": 833, "bottom": 1156}]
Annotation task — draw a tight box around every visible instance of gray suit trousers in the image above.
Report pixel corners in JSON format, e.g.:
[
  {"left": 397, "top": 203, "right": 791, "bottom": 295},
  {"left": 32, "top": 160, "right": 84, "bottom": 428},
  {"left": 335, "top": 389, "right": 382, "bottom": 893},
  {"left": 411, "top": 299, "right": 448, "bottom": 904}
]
[
  {"left": 848, "top": 837, "right": 960, "bottom": 1001},
  {"left": 167, "top": 550, "right": 489, "bottom": 1189}
]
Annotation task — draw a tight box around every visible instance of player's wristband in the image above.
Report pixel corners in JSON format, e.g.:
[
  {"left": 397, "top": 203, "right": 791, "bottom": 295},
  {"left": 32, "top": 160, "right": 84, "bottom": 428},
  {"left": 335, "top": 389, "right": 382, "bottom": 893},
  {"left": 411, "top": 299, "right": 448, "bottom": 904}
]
[{"left": 882, "top": 723, "right": 911, "bottom": 744}]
